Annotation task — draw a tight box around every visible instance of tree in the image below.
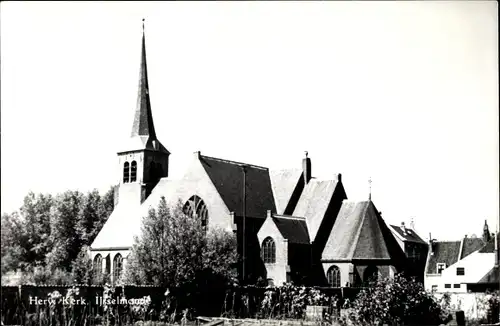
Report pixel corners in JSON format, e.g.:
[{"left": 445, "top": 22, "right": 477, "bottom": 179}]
[
  {"left": 124, "top": 197, "right": 237, "bottom": 290},
  {"left": 46, "top": 190, "right": 84, "bottom": 271},
  {"left": 1, "top": 212, "right": 26, "bottom": 274},
  {"left": 71, "top": 245, "right": 93, "bottom": 284},
  {"left": 19, "top": 192, "right": 54, "bottom": 267},
  {"left": 77, "top": 190, "right": 102, "bottom": 245}
]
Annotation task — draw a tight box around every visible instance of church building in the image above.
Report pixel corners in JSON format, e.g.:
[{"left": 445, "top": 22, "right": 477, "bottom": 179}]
[{"left": 90, "top": 23, "right": 419, "bottom": 287}]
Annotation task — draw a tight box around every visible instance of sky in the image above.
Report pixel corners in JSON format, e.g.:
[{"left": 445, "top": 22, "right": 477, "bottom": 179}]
[{"left": 1, "top": 1, "right": 498, "bottom": 241}]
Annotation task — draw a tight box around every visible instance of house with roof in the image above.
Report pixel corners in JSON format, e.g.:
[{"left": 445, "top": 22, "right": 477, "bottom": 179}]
[
  {"left": 91, "top": 23, "right": 418, "bottom": 286},
  {"left": 424, "top": 221, "right": 499, "bottom": 293},
  {"left": 389, "top": 222, "right": 429, "bottom": 283},
  {"left": 319, "top": 200, "right": 408, "bottom": 287}
]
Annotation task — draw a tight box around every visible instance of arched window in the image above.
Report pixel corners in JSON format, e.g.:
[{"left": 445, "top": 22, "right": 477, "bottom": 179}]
[
  {"left": 123, "top": 162, "right": 130, "bottom": 183},
  {"left": 130, "top": 161, "right": 137, "bottom": 182},
  {"left": 261, "top": 237, "right": 276, "bottom": 263},
  {"left": 105, "top": 255, "right": 111, "bottom": 275},
  {"left": 183, "top": 195, "right": 209, "bottom": 231},
  {"left": 93, "top": 254, "right": 103, "bottom": 276},
  {"left": 113, "top": 254, "right": 123, "bottom": 283},
  {"left": 364, "top": 265, "right": 379, "bottom": 283},
  {"left": 327, "top": 265, "right": 341, "bottom": 287}
]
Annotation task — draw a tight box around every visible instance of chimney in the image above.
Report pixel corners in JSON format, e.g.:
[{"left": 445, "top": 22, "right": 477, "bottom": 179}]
[
  {"left": 194, "top": 151, "right": 201, "bottom": 159},
  {"left": 401, "top": 222, "right": 406, "bottom": 234},
  {"left": 337, "top": 173, "right": 342, "bottom": 183},
  {"left": 302, "top": 151, "right": 311, "bottom": 184},
  {"left": 267, "top": 210, "right": 272, "bottom": 219}
]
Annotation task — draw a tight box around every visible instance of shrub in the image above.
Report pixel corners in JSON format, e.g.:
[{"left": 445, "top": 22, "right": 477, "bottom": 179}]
[{"left": 345, "top": 273, "right": 447, "bottom": 326}]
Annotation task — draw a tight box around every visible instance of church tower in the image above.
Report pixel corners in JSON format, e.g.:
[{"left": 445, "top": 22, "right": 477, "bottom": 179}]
[{"left": 116, "top": 20, "right": 170, "bottom": 205}]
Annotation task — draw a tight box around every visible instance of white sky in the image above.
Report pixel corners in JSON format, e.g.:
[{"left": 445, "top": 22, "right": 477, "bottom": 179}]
[{"left": 1, "top": 1, "right": 498, "bottom": 241}]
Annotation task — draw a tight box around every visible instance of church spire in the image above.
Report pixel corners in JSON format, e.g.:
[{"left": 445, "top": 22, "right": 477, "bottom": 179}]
[{"left": 131, "top": 19, "right": 157, "bottom": 138}]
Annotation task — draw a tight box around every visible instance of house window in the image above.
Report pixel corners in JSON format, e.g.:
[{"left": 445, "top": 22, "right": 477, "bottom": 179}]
[
  {"left": 267, "top": 278, "right": 275, "bottom": 286},
  {"left": 444, "top": 284, "right": 451, "bottom": 288},
  {"left": 130, "top": 161, "right": 137, "bottom": 182},
  {"left": 431, "top": 285, "right": 438, "bottom": 293},
  {"left": 327, "top": 265, "right": 341, "bottom": 287},
  {"left": 456, "top": 267, "right": 465, "bottom": 276},
  {"left": 123, "top": 162, "right": 130, "bottom": 183},
  {"left": 113, "top": 254, "right": 123, "bottom": 283},
  {"left": 436, "top": 263, "right": 446, "bottom": 274},
  {"left": 183, "top": 195, "right": 209, "bottom": 232},
  {"left": 261, "top": 237, "right": 276, "bottom": 263},
  {"left": 93, "top": 254, "right": 103, "bottom": 282},
  {"left": 453, "top": 284, "right": 460, "bottom": 288}
]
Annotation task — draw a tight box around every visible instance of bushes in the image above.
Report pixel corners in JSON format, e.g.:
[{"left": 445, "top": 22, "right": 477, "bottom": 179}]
[{"left": 344, "top": 273, "right": 449, "bottom": 326}]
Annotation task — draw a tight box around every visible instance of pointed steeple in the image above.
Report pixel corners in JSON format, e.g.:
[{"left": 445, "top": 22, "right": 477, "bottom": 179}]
[{"left": 131, "top": 19, "right": 156, "bottom": 138}]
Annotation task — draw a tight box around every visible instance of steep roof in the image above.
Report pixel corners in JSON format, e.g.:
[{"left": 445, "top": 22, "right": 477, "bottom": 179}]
[
  {"left": 91, "top": 199, "right": 142, "bottom": 249},
  {"left": 269, "top": 169, "right": 303, "bottom": 215},
  {"left": 321, "top": 200, "right": 405, "bottom": 262},
  {"left": 293, "top": 178, "right": 340, "bottom": 242},
  {"left": 426, "top": 241, "right": 461, "bottom": 274},
  {"left": 390, "top": 225, "right": 426, "bottom": 244},
  {"left": 461, "top": 237, "right": 486, "bottom": 259},
  {"left": 199, "top": 155, "right": 276, "bottom": 218},
  {"left": 272, "top": 216, "right": 310, "bottom": 244},
  {"left": 476, "top": 266, "right": 499, "bottom": 284}
]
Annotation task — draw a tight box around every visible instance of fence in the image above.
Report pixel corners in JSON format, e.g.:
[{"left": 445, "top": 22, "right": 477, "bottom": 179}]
[{"left": 1, "top": 285, "right": 364, "bottom": 325}]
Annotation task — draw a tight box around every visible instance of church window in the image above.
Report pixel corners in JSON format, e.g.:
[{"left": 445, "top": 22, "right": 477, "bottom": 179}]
[
  {"left": 105, "top": 255, "right": 111, "bottom": 275},
  {"left": 456, "top": 267, "right": 465, "bottom": 276},
  {"left": 113, "top": 254, "right": 123, "bottom": 283},
  {"left": 123, "top": 162, "right": 130, "bottom": 183},
  {"left": 130, "top": 161, "right": 137, "bottom": 182},
  {"left": 183, "top": 195, "right": 209, "bottom": 232},
  {"left": 327, "top": 265, "right": 341, "bottom": 287},
  {"left": 93, "top": 254, "right": 103, "bottom": 277},
  {"left": 261, "top": 237, "right": 276, "bottom": 264}
]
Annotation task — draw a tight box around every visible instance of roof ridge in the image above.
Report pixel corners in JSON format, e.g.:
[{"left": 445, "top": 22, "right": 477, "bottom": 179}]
[
  {"left": 200, "top": 155, "right": 268, "bottom": 170},
  {"left": 273, "top": 215, "right": 306, "bottom": 220}
]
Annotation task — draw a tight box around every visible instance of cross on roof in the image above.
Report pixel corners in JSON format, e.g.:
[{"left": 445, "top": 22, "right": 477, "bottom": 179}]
[{"left": 368, "top": 177, "right": 372, "bottom": 201}]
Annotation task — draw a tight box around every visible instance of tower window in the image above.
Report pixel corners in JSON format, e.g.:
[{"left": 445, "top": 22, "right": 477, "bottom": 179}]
[
  {"left": 131, "top": 161, "right": 137, "bottom": 182},
  {"left": 123, "top": 162, "right": 130, "bottom": 183},
  {"left": 327, "top": 265, "right": 341, "bottom": 287},
  {"left": 261, "top": 237, "right": 276, "bottom": 264},
  {"left": 113, "top": 254, "right": 123, "bottom": 284},
  {"left": 183, "top": 195, "right": 209, "bottom": 232}
]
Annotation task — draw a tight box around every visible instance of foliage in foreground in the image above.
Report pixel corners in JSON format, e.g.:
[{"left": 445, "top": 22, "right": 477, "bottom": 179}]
[
  {"left": 344, "top": 274, "right": 450, "bottom": 326},
  {"left": 123, "top": 196, "right": 238, "bottom": 292}
]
